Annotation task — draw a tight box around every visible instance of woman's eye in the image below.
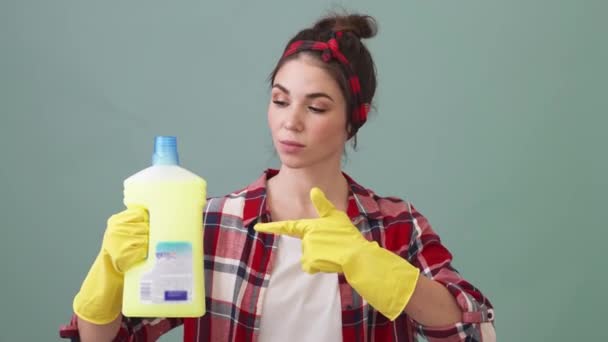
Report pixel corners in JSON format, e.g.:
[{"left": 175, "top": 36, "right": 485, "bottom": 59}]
[
  {"left": 273, "top": 100, "right": 288, "bottom": 107},
  {"left": 309, "top": 106, "right": 326, "bottom": 113}
]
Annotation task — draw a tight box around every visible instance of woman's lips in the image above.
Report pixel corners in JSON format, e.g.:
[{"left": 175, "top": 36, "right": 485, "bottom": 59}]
[{"left": 279, "top": 140, "right": 305, "bottom": 153}]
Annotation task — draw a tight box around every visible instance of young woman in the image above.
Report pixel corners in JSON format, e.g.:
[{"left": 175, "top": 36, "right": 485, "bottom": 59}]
[{"left": 68, "top": 13, "right": 495, "bottom": 342}]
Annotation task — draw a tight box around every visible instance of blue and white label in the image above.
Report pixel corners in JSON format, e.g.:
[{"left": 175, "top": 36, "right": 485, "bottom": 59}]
[
  {"left": 140, "top": 242, "right": 193, "bottom": 304},
  {"left": 164, "top": 290, "right": 188, "bottom": 301}
]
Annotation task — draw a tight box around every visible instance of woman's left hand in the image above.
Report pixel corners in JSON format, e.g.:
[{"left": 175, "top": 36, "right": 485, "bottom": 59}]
[
  {"left": 254, "top": 187, "right": 420, "bottom": 320},
  {"left": 255, "top": 187, "right": 370, "bottom": 274}
]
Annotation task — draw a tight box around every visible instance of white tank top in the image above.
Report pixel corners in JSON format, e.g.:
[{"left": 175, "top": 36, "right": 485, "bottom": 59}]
[{"left": 258, "top": 235, "right": 343, "bottom": 342}]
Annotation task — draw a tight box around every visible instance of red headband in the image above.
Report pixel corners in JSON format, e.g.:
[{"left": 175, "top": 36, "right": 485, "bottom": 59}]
[{"left": 281, "top": 31, "right": 369, "bottom": 129}]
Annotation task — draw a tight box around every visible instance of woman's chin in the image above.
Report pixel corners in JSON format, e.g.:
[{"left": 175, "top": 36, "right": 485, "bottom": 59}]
[{"left": 277, "top": 154, "right": 310, "bottom": 169}]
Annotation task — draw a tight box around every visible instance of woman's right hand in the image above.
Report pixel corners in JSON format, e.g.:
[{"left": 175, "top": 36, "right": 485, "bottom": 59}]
[
  {"left": 102, "top": 206, "right": 150, "bottom": 273},
  {"left": 73, "top": 206, "right": 149, "bottom": 325}
]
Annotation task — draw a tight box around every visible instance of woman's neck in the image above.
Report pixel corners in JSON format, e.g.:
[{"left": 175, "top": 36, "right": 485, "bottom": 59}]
[{"left": 267, "top": 164, "right": 349, "bottom": 219}]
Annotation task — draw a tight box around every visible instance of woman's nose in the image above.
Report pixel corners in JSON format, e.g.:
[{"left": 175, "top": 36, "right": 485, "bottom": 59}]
[{"left": 282, "top": 106, "right": 304, "bottom": 131}]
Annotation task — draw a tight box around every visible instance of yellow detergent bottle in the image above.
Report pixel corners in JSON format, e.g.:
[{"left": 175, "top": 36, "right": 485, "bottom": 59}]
[{"left": 122, "top": 136, "right": 206, "bottom": 318}]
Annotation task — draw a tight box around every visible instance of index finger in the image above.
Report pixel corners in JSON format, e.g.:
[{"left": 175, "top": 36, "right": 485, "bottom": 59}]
[{"left": 254, "top": 220, "right": 312, "bottom": 239}]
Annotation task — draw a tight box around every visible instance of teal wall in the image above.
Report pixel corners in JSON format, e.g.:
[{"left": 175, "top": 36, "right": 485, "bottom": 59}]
[{"left": 1, "top": 1, "right": 606, "bottom": 341}]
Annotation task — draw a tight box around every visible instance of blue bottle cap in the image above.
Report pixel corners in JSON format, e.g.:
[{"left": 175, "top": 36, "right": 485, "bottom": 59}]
[{"left": 152, "top": 136, "right": 179, "bottom": 165}]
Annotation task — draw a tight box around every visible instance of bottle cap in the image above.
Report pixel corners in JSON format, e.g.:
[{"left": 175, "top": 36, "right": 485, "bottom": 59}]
[{"left": 152, "top": 136, "right": 179, "bottom": 165}]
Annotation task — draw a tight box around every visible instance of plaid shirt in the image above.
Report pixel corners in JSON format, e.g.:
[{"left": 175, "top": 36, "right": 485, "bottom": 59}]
[{"left": 66, "top": 169, "right": 495, "bottom": 341}]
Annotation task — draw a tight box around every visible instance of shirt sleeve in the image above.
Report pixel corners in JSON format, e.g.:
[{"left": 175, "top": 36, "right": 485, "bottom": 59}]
[
  {"left": 119, "top": 316, "right": 183, "bottom": 341},
  {"left": 406, "top": 202, "right": 496, "bottom": 342},
  {"left": 64, "top": 313, "right": 182, "bottom": 341}
]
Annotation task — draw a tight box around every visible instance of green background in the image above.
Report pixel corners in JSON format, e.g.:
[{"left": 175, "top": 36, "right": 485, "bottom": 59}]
[{"left": 1, "top": 1, "right": 606, "bottom": 341}]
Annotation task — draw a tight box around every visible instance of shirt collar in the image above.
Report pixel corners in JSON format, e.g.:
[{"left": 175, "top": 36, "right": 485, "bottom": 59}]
[{"left": 242, "top": 169, "right": 383, "bottom": 227}]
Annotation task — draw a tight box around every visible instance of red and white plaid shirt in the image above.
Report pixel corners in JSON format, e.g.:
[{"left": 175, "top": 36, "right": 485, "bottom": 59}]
[{"left": 67, "top": 169, "right": 495, "bottom": 341}]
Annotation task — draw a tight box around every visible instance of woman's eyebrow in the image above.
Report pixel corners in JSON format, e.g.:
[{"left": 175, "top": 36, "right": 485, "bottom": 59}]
[
  {"left": 272, "top": 83, "right": 290, "bottom": 94},
  {"left": 305, "top": 92, "right": 334, "bottom": 102},
  {"left": 272, "top": 83, "right": 334, "bottom": 102}
]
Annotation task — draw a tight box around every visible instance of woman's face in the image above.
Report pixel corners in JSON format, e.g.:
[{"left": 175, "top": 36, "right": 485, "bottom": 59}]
[{"left": 268, "top": 55, "right": 348, "bottom": 170}]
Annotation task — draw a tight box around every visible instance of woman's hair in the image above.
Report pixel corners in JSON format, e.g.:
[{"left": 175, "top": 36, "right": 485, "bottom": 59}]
[{"left": 269, "top": 13, "right": 378, "bottom": 147}]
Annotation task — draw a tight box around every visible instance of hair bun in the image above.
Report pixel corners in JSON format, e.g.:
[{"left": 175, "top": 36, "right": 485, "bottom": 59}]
[{"left": 314, "top": 14, "right": 378, "bottom": 40}]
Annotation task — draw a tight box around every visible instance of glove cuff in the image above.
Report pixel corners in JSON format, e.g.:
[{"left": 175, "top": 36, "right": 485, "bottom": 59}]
[
  {"left": 343, "top": 242, "right": 420, "bottom": 320},
  {"left": 73, "top": 252, "right": 124, "bottom": 325}
]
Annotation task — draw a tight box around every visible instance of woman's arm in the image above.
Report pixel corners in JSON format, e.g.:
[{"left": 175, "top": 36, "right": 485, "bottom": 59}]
[
  {"left": 405, "top": 276, "right": 462, "bottom": 326},
  {"left": 77, "top": 314, "right": 122, "bottom": 342},
  {"left": 405, "top": 202, "right": 496, "bottom": 341}
]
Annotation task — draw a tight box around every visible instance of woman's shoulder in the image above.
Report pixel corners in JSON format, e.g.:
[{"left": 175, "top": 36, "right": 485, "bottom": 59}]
[
  {"left": 203, "top": 174, "right": 268, "bottom": 222},
  {"left": 203, "top": 187, "right": 252, "bottom": 214},
  {"left": 359, "top": 186, "right": 434, "bottom": 239},
  {"left": 347, "top": 175, "right": 418, "bottom": 220},
  {"left": 365, "top": 187, "right": 417, "bottom": 219}
]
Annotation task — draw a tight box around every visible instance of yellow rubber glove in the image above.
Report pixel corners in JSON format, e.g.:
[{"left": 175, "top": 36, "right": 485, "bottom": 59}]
[
  {"left": 254, "top": 187, "right": 420, "bottom": 320},
  {"left": 73, "top": 206, "right": 149, "bottom": 324}
]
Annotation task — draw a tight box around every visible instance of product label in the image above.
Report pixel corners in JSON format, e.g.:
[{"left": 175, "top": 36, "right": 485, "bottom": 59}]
[{"left": 140, "top": 242, "right": 193, "bottom": 304}]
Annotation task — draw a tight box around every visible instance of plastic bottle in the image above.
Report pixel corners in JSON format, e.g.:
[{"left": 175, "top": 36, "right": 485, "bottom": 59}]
[{"left": 122, "top": 136, "right": 206, "bottom": 318}]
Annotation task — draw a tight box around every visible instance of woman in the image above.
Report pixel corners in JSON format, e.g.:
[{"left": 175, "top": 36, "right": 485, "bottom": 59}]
[{"left": 68, "top": 13, "right": 495, "bottom": 342}]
